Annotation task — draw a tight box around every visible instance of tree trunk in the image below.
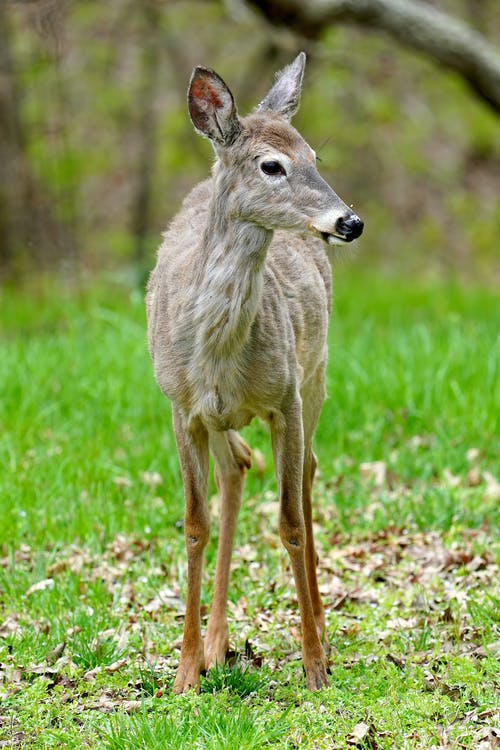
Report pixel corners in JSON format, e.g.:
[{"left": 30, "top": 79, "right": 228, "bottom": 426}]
[
  {"left": 0, "top": 4, "right": 31, "bottom": 274},
  {"left": 130, "top": 0, "right": 163, "bottom": 270},
  {"left": 0, "top": 2, "right": 77, "bottom": 277}
]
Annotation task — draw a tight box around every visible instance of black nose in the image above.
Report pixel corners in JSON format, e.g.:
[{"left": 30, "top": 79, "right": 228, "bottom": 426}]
[{"left": 336, "top": 213, "right": 364, "bottom": 242}]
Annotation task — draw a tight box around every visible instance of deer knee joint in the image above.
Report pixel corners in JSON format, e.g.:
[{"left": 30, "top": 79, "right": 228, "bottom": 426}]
[
  {"left": 279, "top": 520, "right": 305, "bottom": 552},
  {"left": 185, "top": 519, "right": 210, "bottom": 549},
  {"left": 282, "top": 535, "right": 305, "bottom": 554}
]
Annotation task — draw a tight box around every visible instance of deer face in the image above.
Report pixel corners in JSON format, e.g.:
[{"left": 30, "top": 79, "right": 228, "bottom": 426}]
[
  {"left": 229, "top": 113, "right": 363, "bottom": 244},
  {"left": 188, "top": 53, "right": 363, "bottom": 246}
]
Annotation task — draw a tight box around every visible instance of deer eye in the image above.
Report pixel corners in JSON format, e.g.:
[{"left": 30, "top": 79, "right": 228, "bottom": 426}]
[{"left": 260, "top": 160, "right": 286, "bottom": 177}]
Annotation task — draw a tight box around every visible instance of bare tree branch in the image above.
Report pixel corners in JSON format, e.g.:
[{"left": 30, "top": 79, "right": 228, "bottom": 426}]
[{"left": 246, "top": 0, "right": 500, "bottom": 114}]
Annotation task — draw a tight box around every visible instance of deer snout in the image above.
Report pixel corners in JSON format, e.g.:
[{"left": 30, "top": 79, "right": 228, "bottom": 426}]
[
  {"left": 335, "top": 213, "right": 364, "bottom": 242},
  {"left": 312, "top": 208, "right": 364, "bottom": 246}
]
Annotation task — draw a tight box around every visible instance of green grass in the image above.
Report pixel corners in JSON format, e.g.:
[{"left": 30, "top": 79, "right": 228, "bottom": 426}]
[{"left": 0, "top": 268, "right": 499, "bottom": 748}]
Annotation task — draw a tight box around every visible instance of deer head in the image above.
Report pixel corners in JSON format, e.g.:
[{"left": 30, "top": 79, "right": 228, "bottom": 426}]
[{"left": 187, "top": 52, "right": 363, "bottom": 246}]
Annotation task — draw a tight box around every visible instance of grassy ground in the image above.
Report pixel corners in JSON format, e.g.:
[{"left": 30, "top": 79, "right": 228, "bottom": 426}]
[{"left": 0, "top": 268, "right": 499, "bottom": 748}]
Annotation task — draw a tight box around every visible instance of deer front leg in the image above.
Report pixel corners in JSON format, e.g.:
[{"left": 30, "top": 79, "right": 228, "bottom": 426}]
[
  {"left": 303, "top": 449, "right": 329, "bottom": 654},
  {"left": 301, "top": 367, "right": 329, "bottom": 654},
  {"left": 204, "top": 430, "right": 251, "bottom": 669},
  {"left": 271, "top": 400, "right": 329, "bottom": 691},
  {"left": 172, "top": 409, "right": 209, "bottom": 694}
]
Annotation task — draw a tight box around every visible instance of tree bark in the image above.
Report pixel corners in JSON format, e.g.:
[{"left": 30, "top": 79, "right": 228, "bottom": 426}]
[
  {"left": 0, "top": 3, "right": 31, "bottom": 273},
  {"left": 247, "top": 0, "right": 500, "bottom": 114},
  {"left": 130, "top": 0, "right": 163, "bottom": 270},
  {"left": 0, "top": 1, "right": 77, "bottom": 276}
]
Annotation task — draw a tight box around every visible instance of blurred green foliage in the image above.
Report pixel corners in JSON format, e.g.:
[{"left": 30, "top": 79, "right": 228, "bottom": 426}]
[{"left": 2, "top": 0, "right": 499, "bottom": 280}]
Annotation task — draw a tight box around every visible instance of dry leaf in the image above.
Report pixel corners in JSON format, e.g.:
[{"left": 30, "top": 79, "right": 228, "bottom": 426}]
[
  {"left": 360, "top": 461, "right": 386, "bottom": 489},
  {"left": 472, "top": 641, "right": 500, "bottom": 658},
  {"left": 348, "top": 722, "right": 371, "bottom": 742},
  {"left": 46, "top": 642, "right": 66, "bottom": 664},
  {"left": 86, "top": 694, "right": 141, "bottom": 713},
  {"left": 83, "top": 666, "right": 101, "bottom": 681},
  {"left": 26, "top": 578, "right": 54, "bottom": 596},
  {"left": 25, "top": 663, "right": 60, "bottom": 676},
  {"left": 144, "top": 585, "right": 185, "bottom": 614},
  {"left": 140, "top": 471, "right": 163, "bottom": 487},
  {"left": 105, "top": 658, "right": 127, "bottom": 674},
  {"left": 443, "top": 469, "right": 461, "bottom": 487},
  {"left": 386, "top": 653, "right": 405, "bottom": 670},
  {"left": 472, "top": 726, "right": 500, "bottom": 750},
  {"left": 408, "top": 435, "right": 431, "bottom": 449},
  {"left": 466, "top": 468, "right": 482, "bottom": 487},
  {"left": 113, "top": 476, "right": 132, "bottom": 488},
  {"left": 483, "top": 473, "right": 500, "bottom": 501},
  {"left": 466, "top": 448, "right": 481, "bottom": 463},
  {"left": 347, "top": 717, "right": 391, "bottom": 748},
  {"left": 0, "top": 615, "right": 22, "bottom": 637}
]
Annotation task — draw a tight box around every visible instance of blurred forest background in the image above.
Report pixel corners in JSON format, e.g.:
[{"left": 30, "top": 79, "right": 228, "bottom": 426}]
[{"left": 1, "top": 0, "right": 499, "bottom": 284}]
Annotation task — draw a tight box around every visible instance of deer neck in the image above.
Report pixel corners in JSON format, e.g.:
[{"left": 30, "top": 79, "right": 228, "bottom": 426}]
[{"left": 192, "top": 175, "right": 272, "bottom": 358}]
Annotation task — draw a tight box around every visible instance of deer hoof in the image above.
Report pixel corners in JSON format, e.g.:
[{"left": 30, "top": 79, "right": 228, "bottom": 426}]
[
  {"left": 305, "top": 658, "right": 330, "bottom": 691},
  {"left": 173, "top": 669, "right": 201, "bottom": 694},
  {"left": 173, "top": 653, "right": 205, "bottom": 694}
]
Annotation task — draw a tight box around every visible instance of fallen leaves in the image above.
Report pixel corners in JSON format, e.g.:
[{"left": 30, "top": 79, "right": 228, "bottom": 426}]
[
  {"left": 483, "top": 472, "right": 500, "bottom": 501},
  {"left": 140, "top": 471, "right": 163, "bottom": 487},
  {"left": 112, "top": 471, "right": 163, "bottom": 490},
  {"left": 354, "top": 449, "right": 500, "bottom": 513},
  {"left": 143, "top": 585, "right": 185, "bottom": 615},
  {"left": 0, "top": 518, "right": 498, "bottom": 747},
  {"left": 347, "top": 719, "right": 391, "bottom": 748},
  {"left": 84, "top": 694, "right": 142, "bottom": 713},
  {"left": 345, "top": 712, "right": 394, "bottom": 748},
  {"left": 348, "top": 720, "right": 371, "bottom": 743},
  {"left": 0, "top": 544, "right": 32, "bottom": 568},
  {"left": 0, "top": 615, "right": 22, "bottom": 638},
  {"left": 46, "top": 641, "right": 66, "bottom": 664},
  {"left": 105, "top": 658, "right": 128, "bottom": 674}
]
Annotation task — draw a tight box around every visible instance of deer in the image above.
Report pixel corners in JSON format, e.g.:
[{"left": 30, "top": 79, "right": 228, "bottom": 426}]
[{"left": 146, "top": 52, "right": 363, "bottom": 693}]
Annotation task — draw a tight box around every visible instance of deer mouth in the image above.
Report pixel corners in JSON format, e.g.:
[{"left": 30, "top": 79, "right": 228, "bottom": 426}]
[
  {"left": 320, "top": 231, "right": 348, "bottom": 246},
  {"left": 311, "top": 212, "right": 364, "bottom": 245}
]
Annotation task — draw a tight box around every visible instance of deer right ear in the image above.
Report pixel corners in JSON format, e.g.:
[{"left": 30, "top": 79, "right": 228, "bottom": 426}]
[
  {"left": 188, "top": 67, "right": 241, "bottom": 147},
  {"left": 257, "top": 52, "right": 306, "bottom": 121}
]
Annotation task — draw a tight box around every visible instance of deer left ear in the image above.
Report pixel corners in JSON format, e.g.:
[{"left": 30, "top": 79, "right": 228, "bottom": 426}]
[
  {"left": 257, "top": 52, "right": 306, "bottom": 121},
  {"left": 188, "top": 67, "right": 241, "bottom": 147}
]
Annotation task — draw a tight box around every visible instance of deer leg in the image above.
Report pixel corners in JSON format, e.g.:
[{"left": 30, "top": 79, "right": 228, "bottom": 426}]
[
  {"left": 172, "top": 408, "right": 209, "bottom": 694},
  {"left": 204, "top": 430, "right": 251, "bottom": 669},
  {"left": 303, "top": 449, "right": 328, "bottom": 654},
  {"left": 271, "top": 398, "right": 329, "bottom": 691},
  {"left": 301, "top": 368, "right": 328, "bottom": 653}
]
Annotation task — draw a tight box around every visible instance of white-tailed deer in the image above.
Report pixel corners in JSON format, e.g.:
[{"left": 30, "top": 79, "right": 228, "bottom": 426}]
[{"left": 146, "top": 52, "right": 363, "bottom": 693}]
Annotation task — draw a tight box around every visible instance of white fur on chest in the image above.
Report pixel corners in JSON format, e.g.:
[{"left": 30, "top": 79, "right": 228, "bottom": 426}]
[{"left": 182, "top": 229, "right": 267, "bottom": 426}]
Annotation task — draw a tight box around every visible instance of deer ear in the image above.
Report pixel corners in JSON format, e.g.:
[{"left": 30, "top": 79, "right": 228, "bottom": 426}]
[
  {"left": 257, "top": 52, "right": 306, "bottom": 121},
  {"left": 188, "top": 67, "right": 241, "bottom": 146}
]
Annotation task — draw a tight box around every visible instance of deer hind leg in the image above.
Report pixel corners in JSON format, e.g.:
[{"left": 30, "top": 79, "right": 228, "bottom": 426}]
[
  {"left": 172, "top": 408, "right": 209, "bottom": 694},
  {"left": 271, "top": 397, "right": 329, "bottom": 691},
  {"left": 204, "top": 430, "right": 251, "bottom": 670}
]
